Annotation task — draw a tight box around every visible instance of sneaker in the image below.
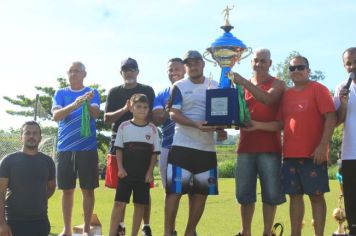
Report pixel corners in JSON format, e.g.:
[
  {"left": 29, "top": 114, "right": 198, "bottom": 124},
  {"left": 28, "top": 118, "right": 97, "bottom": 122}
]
[
  {"left": 171, "top": 230, "right": 178, "bottom": 236},
  {"left": 142, "top": 225, "right": 152, "bottom": 236},
  {"left": 117, "top": 224, "right": 126, "bottom": 236}
]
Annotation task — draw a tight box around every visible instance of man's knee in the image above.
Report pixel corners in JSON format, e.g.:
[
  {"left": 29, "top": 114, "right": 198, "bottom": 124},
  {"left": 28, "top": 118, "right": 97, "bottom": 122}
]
[
  {"left": 309, "top": 194, "right": 325, "bottom": 203},
  {"left": 81, "top": 189, "right": 95, "bottom": 198},
  {"left": 62, "top": 189, "right": 75, "bottom": 196}
]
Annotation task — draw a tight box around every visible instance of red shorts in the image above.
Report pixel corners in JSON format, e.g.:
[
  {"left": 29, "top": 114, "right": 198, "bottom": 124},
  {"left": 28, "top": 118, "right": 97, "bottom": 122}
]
[{"left": 105, "top": 154, "right": 155, "bottom": 189}]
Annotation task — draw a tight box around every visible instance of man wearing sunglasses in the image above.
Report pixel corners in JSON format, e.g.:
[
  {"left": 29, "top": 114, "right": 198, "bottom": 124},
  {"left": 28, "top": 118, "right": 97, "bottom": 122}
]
[
  {"left": 245, "top": 56, "right": 336, "bottom": 236},
  {"left": 104, "top": 57, "right": 155, "bottom": 236},
  {"left": 230, "top": 48, "right": 286, "bottom": 236},
  {"left": 334, "top": 47, "right": 356, "bottom": 235}
]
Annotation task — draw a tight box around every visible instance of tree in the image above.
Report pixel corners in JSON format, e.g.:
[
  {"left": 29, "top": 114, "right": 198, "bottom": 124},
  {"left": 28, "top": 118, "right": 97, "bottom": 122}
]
[
  {"left": 272, "top": 51, "right": 325, "bottom": 87},
  {"left": 3, "top": 78, "right": 110, "bottom": 154},
  {"left": 329, "top": 124, "right": 343, "bottom": 165}
]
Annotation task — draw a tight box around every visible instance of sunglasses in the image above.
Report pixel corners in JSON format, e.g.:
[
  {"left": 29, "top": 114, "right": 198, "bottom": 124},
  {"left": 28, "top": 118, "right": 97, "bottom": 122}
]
[{"left": 289, "top": 65, "right": 307, "bottom": 72}]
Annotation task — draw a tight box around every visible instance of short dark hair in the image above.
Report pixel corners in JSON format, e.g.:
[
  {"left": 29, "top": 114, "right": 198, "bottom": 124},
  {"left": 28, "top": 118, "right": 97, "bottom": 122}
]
[
  {"left": 343, "top": 47, "right": 356, "bottom": 58},
  {"left": 130, "top": 93, "right": 149, "bottom": 105},
  {"left": 21, "top": 121, "right": 41, "bottom": 135},
  {"left": 291, "top": 55, "right": 309, "bottom": 68},
  {"left": 168, "top": 58, "right": 184, "bottom": 64}
]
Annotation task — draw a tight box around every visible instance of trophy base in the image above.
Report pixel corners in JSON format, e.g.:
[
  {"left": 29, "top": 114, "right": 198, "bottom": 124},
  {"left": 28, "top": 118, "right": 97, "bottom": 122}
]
[{"left": 205, "top": 88, "right": 242, "bottom": 127}]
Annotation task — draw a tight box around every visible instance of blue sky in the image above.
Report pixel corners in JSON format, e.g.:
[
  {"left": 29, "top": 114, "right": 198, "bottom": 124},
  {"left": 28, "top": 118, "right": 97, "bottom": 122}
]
[{"left": 0, "top": 0, "right": 355, "bottom": 130}]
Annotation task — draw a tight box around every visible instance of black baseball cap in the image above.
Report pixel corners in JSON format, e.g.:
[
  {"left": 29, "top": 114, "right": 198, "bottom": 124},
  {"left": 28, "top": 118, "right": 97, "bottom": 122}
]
[
  {"left": 182, "top": 50, "right": 203, "bottom": 63},
  {"left": 121, "top": 57, "right": 139, "bottom": 71}
]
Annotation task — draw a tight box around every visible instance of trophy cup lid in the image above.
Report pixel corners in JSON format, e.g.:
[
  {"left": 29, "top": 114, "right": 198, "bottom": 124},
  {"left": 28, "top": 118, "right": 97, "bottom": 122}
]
[
  {"left": 210, "top": 31, "right": 247, "bottom": 49},
  {"left": 208, "top": 5, "right": 247, "bottom": 51}
]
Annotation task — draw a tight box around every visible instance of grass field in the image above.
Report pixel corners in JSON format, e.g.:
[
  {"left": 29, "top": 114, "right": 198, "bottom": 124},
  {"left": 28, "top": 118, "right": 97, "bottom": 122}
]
[{"left": 48, "top": 179, "right": 343, "bottom": 236}]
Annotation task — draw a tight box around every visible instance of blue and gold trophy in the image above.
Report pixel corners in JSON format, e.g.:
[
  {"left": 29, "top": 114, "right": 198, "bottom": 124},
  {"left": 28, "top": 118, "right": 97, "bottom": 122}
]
[{"left": 203, "top": 6, "right": 252, "bottom": 127}]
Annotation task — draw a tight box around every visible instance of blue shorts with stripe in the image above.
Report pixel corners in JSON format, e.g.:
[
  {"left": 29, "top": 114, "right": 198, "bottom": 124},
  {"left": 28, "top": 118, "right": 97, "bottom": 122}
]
[{"left": 166, "top": 146, "right": 218, "bottom": 195}]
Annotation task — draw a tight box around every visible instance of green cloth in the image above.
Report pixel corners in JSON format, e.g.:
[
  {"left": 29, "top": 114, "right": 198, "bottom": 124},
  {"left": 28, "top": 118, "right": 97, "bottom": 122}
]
[
  {"left": 237, "top": 85, "right": 251, "bottom": 124},
  {"left": 80, "top": 100, "right": 91, "bottom": 137}
]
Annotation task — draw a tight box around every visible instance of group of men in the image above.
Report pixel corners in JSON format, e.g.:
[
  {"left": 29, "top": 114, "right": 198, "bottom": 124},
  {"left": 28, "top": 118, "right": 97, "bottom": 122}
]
[{"left": 0, "top": 47, "right": 355, "bottom": 236}]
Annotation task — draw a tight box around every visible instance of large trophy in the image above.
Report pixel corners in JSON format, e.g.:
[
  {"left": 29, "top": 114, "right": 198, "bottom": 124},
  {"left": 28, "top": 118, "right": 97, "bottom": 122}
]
[{"left": 203, "top": 5, "right": 252, "bottom": 127}]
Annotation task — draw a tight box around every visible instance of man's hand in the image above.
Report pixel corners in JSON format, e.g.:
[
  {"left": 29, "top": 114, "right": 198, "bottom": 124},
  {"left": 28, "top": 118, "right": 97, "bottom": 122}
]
[
  {"left": 194, "top": 121, "right": 217, "bottom": 132},
  {"left": 0, "top": 223, "right": 12, "bottom": 236},
  {"left": 216, "top": 129, "right": 228, "bottom": 141},
  {"left": 117, "top": 167, "right": 127, "bottom": 179},
  {"left": 228, "top": 72, "right": 247, "bottom": 86},
  {"left": 122, "top": 99, "right": 131, "bottom": 113},
  {"left": 84, "top": 90, "right": 94, "bottom": 101},
  {"left": 313, "top": 143, "right": 328, "bottom": 165},
  {"left": 241, "top": 120, "right": 259, "bottom": 132},
  {"left": 339, "top": 87, "right": 350, "bottom": 106},
  {"left": 145, "top": 171, "right": 154, "bottom": 183}
]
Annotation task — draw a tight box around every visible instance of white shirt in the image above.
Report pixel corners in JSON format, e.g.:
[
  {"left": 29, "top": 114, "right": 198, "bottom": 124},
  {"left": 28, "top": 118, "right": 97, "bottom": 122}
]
[
  {"left": 171, "top": 77, "right": 219, "bottom": 152},
  {"left": 334, "top": 80, "right": 356, "bottom": 160}
]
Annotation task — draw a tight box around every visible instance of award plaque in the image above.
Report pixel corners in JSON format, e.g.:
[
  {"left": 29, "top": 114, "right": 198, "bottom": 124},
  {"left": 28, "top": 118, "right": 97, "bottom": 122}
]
[{"left": 203, "top": 5, "right": 252, "bottom": 127}]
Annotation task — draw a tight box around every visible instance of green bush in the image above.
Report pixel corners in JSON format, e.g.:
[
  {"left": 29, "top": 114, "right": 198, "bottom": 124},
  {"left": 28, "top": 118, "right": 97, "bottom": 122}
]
[
  {"left": 328, "top": 164, "right": 339, "bottom": 180},
  {"left": 218, "top": 159, "right": 236, "bottom": 178}
]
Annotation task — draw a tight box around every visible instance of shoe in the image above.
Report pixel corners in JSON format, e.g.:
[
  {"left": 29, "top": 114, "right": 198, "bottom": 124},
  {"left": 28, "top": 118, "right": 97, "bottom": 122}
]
[
  {"left": 171, "top": 230, "right": 178, "bottom": 236},
  {"left": 235, "top": 233, "right": 243, "bottom": 236},
  {"left": 142, "top": 225, "right": 152, "bottom": 236},
  {"left": 117, "top": 224, "right": 126, "bottom": 236}
]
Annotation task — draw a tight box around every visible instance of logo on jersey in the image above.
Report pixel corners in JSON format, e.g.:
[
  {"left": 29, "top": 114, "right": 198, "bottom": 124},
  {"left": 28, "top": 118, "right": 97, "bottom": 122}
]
[
  {"left": 145, "top": 134, "right": 151, "bottom": 141},
  {"left": 208, "top": 176, "right": 217, "bottom": 185}
]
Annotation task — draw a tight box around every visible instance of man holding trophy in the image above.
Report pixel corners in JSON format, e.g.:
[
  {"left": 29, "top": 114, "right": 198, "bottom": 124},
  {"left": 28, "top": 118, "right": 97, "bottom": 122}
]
[
  {"left": 229, "top": 49, "right": 286, "bottom": 236},
  {"left": 165, "top": 50, "right": 226, "bottom": 236}
]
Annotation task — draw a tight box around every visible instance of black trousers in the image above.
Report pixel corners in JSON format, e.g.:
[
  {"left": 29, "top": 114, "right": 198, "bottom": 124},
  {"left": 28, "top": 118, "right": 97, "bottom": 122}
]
[
  {"left": 7, "top": 218, "right": 50, "bottom": 236},
  {"left": 342, "top": 160, "right": 356, "bottom": 235}
]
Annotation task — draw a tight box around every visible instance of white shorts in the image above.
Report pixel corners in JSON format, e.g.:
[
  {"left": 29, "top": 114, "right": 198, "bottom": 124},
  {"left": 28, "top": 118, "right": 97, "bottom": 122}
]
[{"left": 159, "top": 147, "right": 170, "bottom": 188}]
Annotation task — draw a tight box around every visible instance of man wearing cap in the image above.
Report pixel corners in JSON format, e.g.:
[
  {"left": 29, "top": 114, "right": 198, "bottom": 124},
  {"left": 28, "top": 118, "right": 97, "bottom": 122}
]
[
  {"left": 104, "top": 57, "right": 155, "bottom": 236},
  {"left": 165, "top": 50, "right": 226, "bottom": 236}
]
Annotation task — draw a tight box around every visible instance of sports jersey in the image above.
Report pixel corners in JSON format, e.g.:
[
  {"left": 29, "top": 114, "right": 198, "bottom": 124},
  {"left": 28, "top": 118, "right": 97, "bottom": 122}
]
[
  {"left": 114, "top": 120, "right": 160, "bottom": 181},
  {"left": 153, "top": 87, "right": 175, "bottom": 149},
  {"left": 170, "top": 77, "right": 218, "bottom": 152},
  {"left": 52, "top": 87, "right": 100, "bottom": 151}
]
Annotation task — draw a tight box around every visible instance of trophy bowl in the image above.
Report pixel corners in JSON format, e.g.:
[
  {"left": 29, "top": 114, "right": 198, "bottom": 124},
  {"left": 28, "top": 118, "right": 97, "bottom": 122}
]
[{"left": 203, "top": 6, "right": 252, "bottom": 127}]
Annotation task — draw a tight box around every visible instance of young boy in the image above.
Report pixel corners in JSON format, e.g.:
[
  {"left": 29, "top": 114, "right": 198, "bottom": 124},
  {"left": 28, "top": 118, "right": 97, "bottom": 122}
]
[{"left": 109, "top": 94, "right": 160, "bottom": 236}]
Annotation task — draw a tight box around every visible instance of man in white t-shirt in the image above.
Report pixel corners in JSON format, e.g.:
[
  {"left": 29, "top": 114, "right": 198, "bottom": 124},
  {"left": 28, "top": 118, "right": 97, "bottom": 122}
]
[
  {"left": 164, "top": 50, "right": 227, "bottom": 236},
  {"left": 334, "top": 47, "right": 356, "bottom": 235}
]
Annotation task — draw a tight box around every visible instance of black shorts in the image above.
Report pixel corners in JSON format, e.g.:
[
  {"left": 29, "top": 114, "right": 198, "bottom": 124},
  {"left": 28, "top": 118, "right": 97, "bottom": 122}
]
[
  {"left": 7, "top": 218, "right": 50, "bottom": 236},
  {"left": 114, "top": 177, "right": 150, "bottom": 205},
  {"left": 168, "top": 146, "right": 217, "bottom": 173},
  {"left": 56, "top": 150, "right": 99, "bottom": 189},
  {"left": 166, "top": 146, "right": 218, "bottom": 195}
]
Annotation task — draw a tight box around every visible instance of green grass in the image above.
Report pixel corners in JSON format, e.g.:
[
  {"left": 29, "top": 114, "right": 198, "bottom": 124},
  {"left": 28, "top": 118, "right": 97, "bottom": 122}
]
[{"left": 49, "top": 179, "right": 344, "bottom": 235}]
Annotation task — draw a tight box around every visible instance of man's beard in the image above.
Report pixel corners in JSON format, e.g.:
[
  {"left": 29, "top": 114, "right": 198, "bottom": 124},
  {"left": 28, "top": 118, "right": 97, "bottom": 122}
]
[
  {"left": 125, "top": 78, "right": 136, "bottom": 84},
  {"left": 24, "top": 139, "right": 39, "bottom": 150},
  {"left": 189, "top": 71, "right": 203, "bottom": 80}
]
